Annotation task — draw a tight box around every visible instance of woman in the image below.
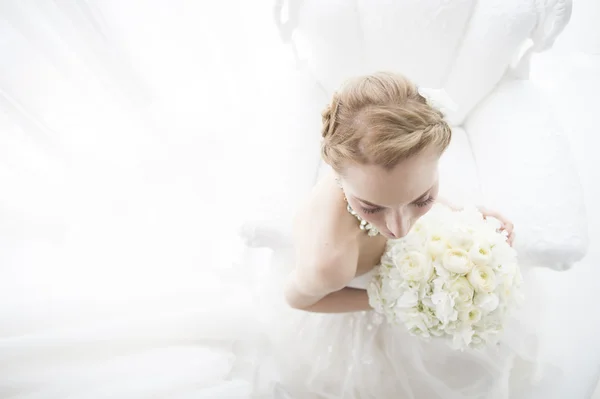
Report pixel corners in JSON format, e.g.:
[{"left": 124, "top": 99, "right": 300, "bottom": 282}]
[{"left": 265, "top": 72, "right": 536, "bottom": 399}]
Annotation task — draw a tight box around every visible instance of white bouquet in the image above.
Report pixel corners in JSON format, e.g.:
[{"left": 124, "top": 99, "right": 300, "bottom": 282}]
[{"left": 367, "top": 204, "right": 523, "bottom": 350}]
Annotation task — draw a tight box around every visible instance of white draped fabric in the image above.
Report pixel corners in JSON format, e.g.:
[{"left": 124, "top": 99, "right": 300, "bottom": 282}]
[
  {"left": 0, "top": 0, "right": 295, "bottom": 317},
  {"left": 0, "top": 2, "right": 307, "bottom": 397}
]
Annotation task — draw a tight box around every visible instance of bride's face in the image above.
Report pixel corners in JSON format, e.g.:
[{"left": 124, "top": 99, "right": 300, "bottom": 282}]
[{"left": 339, "top": 148, "right": 440, "bottom": 240}]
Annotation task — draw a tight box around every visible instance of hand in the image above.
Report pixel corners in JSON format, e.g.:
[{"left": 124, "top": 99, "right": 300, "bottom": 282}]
[{"left": 477, "top": 207, "right": 515, "bottom": 246}]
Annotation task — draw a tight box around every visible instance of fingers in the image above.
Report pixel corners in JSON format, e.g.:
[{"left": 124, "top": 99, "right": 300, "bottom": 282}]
[
  {"left": 502, "top": 223, "right": 515, "bottom": 247},
  {"left": 502, "top": 221, "right": 514, "bottom": 234},
  {"left": 478, "top": 206, "right": 505, "bottom": 222},
  {"left": 507, "top": 230, "right": 515, "bottom": 247},
  {"left": 480, "top": 207, "right": 512, "bottom": 228},
  {"left": 478, "top": 206, "right": 515, "bottom": 246}
]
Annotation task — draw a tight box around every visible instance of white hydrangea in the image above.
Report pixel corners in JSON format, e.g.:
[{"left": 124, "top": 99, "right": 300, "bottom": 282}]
[{"left": 367, "top": 204, "right": 522, "bottom": 350}]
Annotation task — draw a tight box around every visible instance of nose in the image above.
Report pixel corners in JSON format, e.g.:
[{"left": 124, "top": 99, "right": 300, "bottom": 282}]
[{"left": 386, "top": 211, "right": 411, "bottom": 238}]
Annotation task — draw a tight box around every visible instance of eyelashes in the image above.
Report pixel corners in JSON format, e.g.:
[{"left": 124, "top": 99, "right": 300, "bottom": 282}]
[
  {"left": 414, "top": 196, "right": 435, "bottom": 208},
  {"left": 360, "top": 196, "right": 435, "bottom": 214},
  {"left": 361, "top": 207, "right": 382, "bottom": 214}
]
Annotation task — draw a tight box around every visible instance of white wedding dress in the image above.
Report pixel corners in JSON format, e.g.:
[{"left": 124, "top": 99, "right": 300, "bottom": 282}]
[{"left": 229, "top": 242, "right": 557, "bottom": 399}]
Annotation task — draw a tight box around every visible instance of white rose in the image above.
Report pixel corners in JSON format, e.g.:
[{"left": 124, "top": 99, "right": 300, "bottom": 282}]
[
  {"left": 469, "top": 242, "right": 492, "bottom": 266},
  {"left": 448, "top": 277, "right": 475, "bottom": 309},
  {"left": 427, "top": 234, "right": 450, "bottom": 259},
  {"left": 448, "top": 228, "right": 475, "bottom": 252},
  {"left": 395, "top": 251, "right": 433, "bottom": 282},
  {"left": 491, "top": 244, "right": 517, "bottom": 266},
  {"left": 442, "top": 248, "right": 474, "bottom": 275},
  {"left": 467, "top": 265, "right": 497, "bottom": 293},
  {"left": 473, "top": 292, "right": 500, "bottom": 314},
  {"left": 459, "top": 306, "right": 482, "bottom": 324}
]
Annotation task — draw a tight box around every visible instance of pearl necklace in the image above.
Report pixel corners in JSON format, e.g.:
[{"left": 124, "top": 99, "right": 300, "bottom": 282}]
[
  {"left": 344, "top": 199, "right": 380, "bottom": 237},
  {"left": 336, "top": 177, "right": 379, "bottom": 237}
]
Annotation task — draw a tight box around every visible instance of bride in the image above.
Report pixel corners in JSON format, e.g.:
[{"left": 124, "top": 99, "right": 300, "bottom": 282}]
[
  {"left": 250, "top": 71, "right": 545, "bottom": 399},
  {"left": 0, "top": 2, "right": 568, "bottom": 398}
]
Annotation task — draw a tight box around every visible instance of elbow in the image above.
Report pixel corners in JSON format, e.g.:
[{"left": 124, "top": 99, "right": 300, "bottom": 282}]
[
  {"left": 283, "top": 286, "right": 312, "bottom": 311},
  {"left": 285, "top": 299, "right": 308, "bottom": 311},
  {"left": 283, "top": 288, "right": 300, "bottom": 309},
  {"left": 283, "top": 278, "right": 319, "bottom": 311}
]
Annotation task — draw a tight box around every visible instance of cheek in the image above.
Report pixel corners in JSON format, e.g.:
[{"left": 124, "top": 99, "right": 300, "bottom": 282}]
[{"left": 363, "top": 211, "right": 386, "bottom": 225}]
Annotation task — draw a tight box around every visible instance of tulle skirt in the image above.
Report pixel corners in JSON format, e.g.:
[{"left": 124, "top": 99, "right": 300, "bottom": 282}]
[
  {"left": 251, "top": 249, "right": 560, "bottom": 399},
  {"left": 1, "top": 246, "right": 559, "bottom": 399}
]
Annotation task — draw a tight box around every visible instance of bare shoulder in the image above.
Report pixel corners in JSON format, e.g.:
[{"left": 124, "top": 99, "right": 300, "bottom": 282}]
[{"left": 292, "top": 174, "right": 360, "bottom": 291}]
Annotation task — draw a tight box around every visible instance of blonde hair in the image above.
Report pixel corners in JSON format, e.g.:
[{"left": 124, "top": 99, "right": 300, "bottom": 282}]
[{"left": 321, "top": 72, "right": 452, "bottom": 172}]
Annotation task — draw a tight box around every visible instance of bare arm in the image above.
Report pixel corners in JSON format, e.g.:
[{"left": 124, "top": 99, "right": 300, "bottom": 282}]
[
  {"left": 284, "top": 246, "right": 372, "bottom": 313},
  {"left": 295, "top": 287, "right": 371, "bottom": 313}
]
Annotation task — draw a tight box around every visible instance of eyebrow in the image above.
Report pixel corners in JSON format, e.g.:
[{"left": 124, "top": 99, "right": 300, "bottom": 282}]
[{"left": 355, "top": 187, "right": 432, "bottom": 208}]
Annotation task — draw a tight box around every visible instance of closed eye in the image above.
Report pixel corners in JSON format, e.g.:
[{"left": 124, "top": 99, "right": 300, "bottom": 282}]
[
  {"left": 355, "top": 190, "right": 435, "bottom": 214},
  {"left": 414, "top": 196, "right": 435, "bottom": 208},
  {"left": 361, "top": 206, "right": 383, "bottom": 214}
]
